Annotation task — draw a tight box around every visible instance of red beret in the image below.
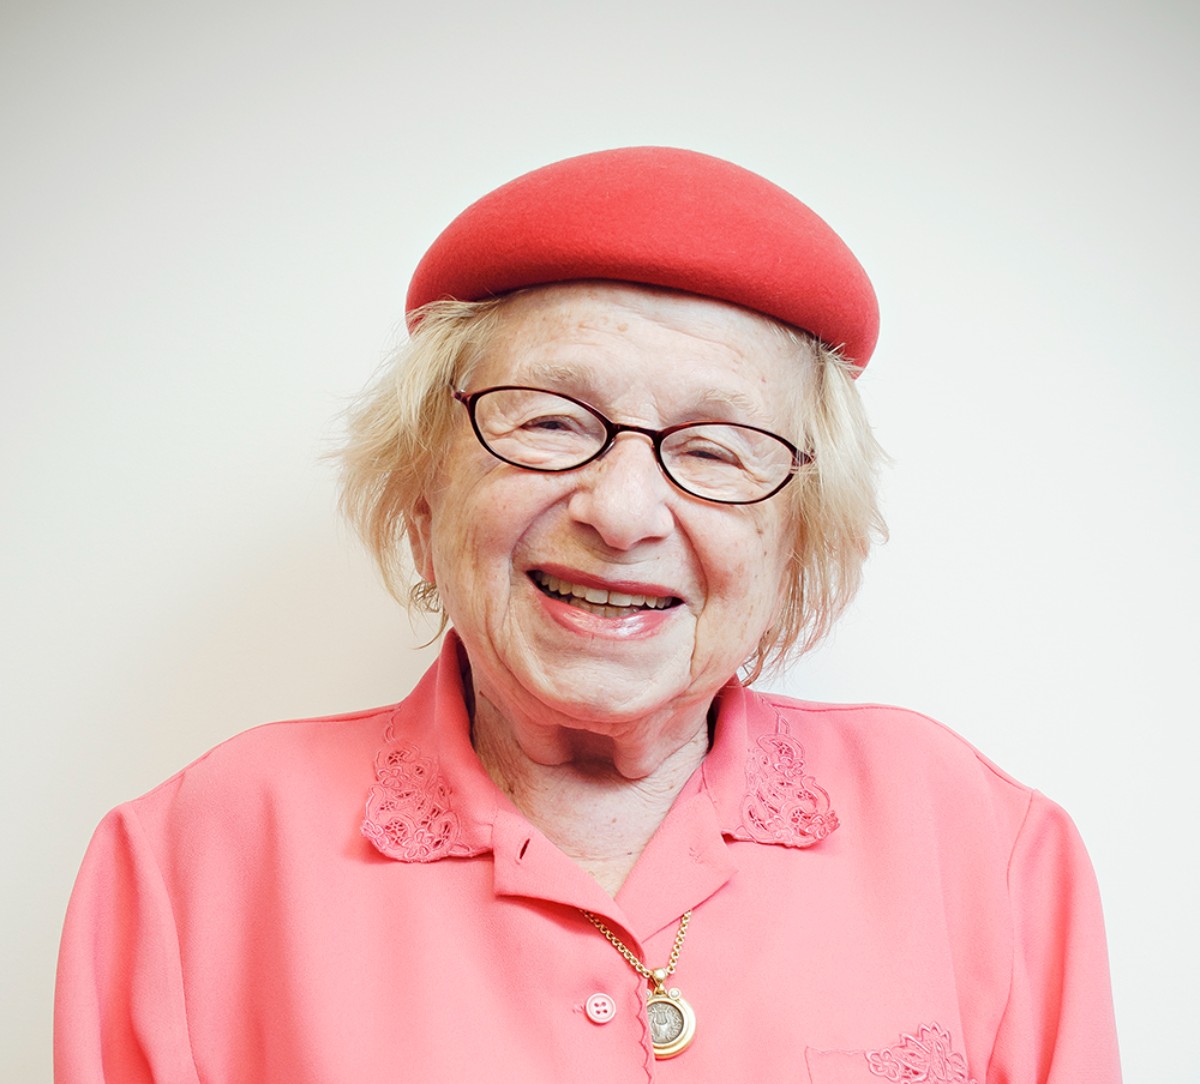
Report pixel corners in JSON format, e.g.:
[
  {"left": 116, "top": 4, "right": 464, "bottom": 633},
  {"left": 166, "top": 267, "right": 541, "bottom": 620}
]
[{"left": 406, "top": 146, "right": 879, "bottom": 369}]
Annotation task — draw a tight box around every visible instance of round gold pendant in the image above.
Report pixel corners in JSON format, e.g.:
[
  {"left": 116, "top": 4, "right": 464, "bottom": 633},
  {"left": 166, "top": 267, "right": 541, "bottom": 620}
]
[{"left": 646, "top": 987, "right": 696, "bottom": 1059}]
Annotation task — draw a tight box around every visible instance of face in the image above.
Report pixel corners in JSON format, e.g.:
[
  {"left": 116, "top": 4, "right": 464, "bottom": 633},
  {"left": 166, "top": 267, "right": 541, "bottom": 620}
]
[{"left": 410, "top": 283, "right": 800, "bottom": 741}]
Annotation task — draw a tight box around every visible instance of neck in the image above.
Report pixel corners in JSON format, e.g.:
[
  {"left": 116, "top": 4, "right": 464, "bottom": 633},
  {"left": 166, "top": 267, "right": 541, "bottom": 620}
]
[{"left": 471, "top": 692, "right": 711, "bottom": 895}]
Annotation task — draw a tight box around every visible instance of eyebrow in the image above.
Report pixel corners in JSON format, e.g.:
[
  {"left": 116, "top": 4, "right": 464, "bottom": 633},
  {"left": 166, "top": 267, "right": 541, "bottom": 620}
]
[
  {"left": 516, "top": 360, "right": 590, "bottom": 387},
  {"left": 511, "top": 360, "right": 771, "bottom": 422}
]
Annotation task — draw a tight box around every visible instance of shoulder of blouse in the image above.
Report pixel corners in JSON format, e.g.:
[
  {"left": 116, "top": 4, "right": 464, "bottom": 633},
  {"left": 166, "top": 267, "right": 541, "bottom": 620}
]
[{"left": 740, "top": 689, "right": 1044, "bottom": 843}]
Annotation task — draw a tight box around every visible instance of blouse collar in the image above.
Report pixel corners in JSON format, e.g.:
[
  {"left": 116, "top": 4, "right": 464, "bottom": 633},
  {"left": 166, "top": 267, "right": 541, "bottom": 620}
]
[{"left": 360, "top": 631, "right": 839, "bottom": 870}]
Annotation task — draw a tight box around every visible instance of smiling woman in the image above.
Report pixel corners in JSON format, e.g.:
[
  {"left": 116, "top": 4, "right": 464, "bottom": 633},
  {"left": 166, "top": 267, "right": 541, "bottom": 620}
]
[
  {"left": 404, "top": 285, "right": 805, "bottom": 758},
  {"left": 343, "top": 284, "right": 880, "bottom": 677},
  {"left": 54, "top": 148, "right": 1121, "bottom": 1082}
]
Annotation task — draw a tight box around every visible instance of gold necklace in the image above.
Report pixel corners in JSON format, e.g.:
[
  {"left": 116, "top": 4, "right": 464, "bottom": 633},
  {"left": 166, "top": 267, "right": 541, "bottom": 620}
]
[{"left": 580, "top": 909, "right": 697, "bottom": 1059}]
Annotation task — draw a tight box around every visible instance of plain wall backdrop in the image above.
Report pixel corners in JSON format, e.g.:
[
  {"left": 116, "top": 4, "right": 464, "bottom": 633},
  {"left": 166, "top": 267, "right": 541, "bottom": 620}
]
[{"left": 3, "top": 0, "right": 1197, "bottom": 1078}]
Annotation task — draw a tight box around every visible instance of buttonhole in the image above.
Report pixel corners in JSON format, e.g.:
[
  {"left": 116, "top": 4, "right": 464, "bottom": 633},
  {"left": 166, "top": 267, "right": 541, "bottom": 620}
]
[{"left": 518, "top": 838, "right": 531, "bottom": 860}]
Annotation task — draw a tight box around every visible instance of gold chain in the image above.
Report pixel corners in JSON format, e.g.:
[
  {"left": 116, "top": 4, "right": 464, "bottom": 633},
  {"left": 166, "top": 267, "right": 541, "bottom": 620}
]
[{"left": 580, "top": 909, "right": 692, "bottom": 983}]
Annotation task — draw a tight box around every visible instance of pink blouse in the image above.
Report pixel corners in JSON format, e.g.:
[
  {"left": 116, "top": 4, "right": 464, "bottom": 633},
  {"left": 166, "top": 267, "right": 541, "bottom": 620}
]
[{"left": 56, "top": 634, "right": 1120, "bottom": 1082}]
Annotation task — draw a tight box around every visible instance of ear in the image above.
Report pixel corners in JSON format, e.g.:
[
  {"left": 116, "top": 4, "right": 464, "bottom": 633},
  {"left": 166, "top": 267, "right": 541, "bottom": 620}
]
[{"left": 408, "top": 495, "right": 436, "bottom": 585}]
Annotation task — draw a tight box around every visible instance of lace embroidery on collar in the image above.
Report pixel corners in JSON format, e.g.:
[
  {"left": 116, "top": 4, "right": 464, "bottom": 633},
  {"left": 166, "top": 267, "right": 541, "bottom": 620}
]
[
  {"left": 738, "top": 710, "right": 839, "bottom": 847},
  {"left": 361, "top": 719, "right": 474, "bottom": 862},
  {"left": 865, "top": 1023, "right": 978, "bottom": 1084},
  {"left": 362, "top": 703, "right": 838, "bottom": 860}
]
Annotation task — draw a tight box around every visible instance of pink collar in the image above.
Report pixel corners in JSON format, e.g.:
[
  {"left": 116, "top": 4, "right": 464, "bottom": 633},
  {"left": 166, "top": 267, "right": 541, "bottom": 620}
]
[{"left": 360, "top": 632, "right": 839, "bottom": 870}]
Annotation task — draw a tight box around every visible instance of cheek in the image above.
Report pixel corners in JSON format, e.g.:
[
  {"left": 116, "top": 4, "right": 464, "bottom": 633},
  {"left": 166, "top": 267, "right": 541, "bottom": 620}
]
[
  {"left": 745, "top": 516, "right": 793, "bottom": 622},
  {"left": 430, "top": 513, "right": 491, "bottom": 595},
  {"left": 425, "top": 474, "right": 543, "bottom": 599},
  {"left": 422, "top": 479, "right": 484, "bottom": 597},
  {"left": 703, "top": 515, "right": 791, "bottom": 623}
]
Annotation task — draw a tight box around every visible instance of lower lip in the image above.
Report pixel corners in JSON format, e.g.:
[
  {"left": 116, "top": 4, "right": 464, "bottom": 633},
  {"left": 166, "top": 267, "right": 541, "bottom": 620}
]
[{"left": 534, "top": 586, "right": 678, "bottom": 640}]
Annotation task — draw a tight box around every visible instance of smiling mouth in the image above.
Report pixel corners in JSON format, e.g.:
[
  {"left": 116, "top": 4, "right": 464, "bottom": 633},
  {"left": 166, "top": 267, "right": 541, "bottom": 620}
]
[{"left": 531, "top": 571, "right": 680, "bottom": 618}]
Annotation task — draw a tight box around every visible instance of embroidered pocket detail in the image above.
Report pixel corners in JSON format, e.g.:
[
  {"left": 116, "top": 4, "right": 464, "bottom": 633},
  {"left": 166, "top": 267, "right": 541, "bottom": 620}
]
[
  {"left": 361, "top": 724, "right": 470, "bottom": 861},
  {"left": 865, "top": 1024, "right": 977, "bottom": 1083},
  {"left": 806, "top": 1024, "right": 976, "bottom": 1084}
]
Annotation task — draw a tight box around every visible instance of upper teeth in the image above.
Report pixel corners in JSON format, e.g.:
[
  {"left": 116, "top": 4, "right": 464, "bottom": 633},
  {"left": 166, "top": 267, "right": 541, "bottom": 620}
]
[{"left": 534, "top": 572, "right": 673, "bottom": 609}]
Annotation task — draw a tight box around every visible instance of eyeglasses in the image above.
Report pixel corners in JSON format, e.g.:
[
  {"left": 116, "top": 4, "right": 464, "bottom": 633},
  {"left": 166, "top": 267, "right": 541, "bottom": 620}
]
[{"left": 453, "top": 385, "right": 808, "bottom": 505}]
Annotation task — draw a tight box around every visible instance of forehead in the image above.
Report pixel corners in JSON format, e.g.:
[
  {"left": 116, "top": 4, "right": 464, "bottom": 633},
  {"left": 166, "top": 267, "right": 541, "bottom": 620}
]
[{"left": 473, "top": 283, "right": 805, "bottom": 420}]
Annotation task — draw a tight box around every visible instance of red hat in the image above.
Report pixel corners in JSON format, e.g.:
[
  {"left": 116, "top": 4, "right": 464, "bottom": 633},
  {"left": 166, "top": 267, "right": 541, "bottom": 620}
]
[{"left": 406, "top": 146, "right": 879, "bottom": 369}]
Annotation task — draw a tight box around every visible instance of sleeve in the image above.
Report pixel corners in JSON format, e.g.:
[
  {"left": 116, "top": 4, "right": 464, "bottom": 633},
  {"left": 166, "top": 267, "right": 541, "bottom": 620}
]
[
  {"left": 986, "top": 791, "right": 1122, "bottom": 1084},
  {"left": 55, "top": 805, "right": 201, "bottom": 1084}
]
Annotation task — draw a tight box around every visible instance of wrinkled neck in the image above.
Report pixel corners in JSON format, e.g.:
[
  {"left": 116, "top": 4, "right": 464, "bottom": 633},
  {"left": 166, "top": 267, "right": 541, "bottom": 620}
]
[{"left": 470, "top": 692, "right": 711, "bottom": 894}]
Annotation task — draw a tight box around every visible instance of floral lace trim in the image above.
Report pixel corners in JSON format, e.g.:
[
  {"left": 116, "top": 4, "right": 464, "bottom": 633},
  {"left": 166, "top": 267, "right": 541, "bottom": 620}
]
[
  {"left": 739, "top": 710, "right": 838, "bottom": 847},
  {"left": 361, "top": 720, "right": 474, "bottom": 862},
  {"left": 865, "top": 1024, "right": 977, "bottom": 1084}
]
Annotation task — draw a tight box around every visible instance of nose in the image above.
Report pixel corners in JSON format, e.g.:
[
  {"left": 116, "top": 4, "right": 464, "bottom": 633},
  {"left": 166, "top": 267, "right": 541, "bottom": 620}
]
[{"left": 566, "top": 432, "right": 675, "bottom": 550}]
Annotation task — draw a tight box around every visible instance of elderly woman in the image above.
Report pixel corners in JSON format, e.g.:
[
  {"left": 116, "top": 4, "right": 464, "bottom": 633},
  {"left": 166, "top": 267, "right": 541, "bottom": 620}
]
[{"left": 55, "top": 148, "right": 1121, "bottom": 1082}]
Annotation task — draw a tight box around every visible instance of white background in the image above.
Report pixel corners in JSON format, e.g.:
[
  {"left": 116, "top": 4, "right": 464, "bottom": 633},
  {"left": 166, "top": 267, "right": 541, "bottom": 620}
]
[{"left": 3, "top": 1, "right": 1196, "bottom": 1078}]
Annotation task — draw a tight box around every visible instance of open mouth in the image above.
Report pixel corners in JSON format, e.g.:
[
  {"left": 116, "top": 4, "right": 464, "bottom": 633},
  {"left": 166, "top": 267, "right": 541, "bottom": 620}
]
[{"left": 530, "top": 571, "right": 680, "bottom": 618}]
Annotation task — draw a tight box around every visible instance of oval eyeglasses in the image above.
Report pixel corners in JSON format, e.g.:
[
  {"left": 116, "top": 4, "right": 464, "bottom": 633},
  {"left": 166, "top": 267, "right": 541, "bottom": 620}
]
[{"left": 453, "top": 385, "right": 808, "bottom": 505}]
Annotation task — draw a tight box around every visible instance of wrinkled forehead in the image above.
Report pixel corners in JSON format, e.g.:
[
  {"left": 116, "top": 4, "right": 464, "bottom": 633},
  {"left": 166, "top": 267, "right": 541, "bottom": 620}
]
[
  {"left": 466, "top": 282, "right": 811, "bottom": 428},
  {"left": 495, "top": 281, "right": 793, "bottom": 346}
]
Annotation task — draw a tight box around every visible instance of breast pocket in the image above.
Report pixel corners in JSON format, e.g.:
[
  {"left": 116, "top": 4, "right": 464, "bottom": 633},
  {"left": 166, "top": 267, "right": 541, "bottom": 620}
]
[{"left": 805, "top": 1023, "right": 978, "bottom": 1084}]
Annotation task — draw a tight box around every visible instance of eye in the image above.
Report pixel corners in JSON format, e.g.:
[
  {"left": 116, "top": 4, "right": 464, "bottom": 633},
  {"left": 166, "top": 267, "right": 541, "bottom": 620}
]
[
  {"left": 673, "top": 434, "right": 745, "bottom": 468},
  {"left": 522, "top": 412, "right": 590, "bottom": 434}
]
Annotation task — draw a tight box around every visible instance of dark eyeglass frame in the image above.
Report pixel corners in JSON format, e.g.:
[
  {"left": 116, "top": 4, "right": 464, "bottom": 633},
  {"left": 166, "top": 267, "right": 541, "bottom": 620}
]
[{"left": 452, "top": 385, "right": 810, "bottom": 505}]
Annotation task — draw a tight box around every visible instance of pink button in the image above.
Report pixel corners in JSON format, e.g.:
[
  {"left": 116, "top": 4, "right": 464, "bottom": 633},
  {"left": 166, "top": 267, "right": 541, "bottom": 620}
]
[{"left": 585, "top": 992, "right": 617, "bottom": 1024}]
